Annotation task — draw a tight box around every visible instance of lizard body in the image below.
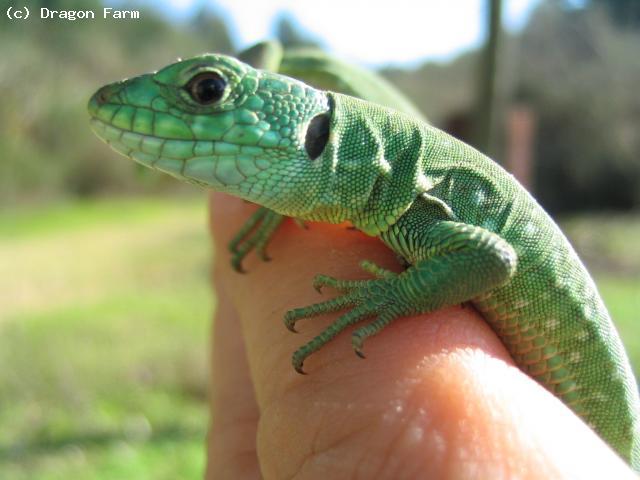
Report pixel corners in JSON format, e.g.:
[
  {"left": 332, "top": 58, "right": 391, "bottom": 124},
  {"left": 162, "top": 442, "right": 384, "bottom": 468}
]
[{"left": 88, "top": 53, "right": 640, "bottom": 469}]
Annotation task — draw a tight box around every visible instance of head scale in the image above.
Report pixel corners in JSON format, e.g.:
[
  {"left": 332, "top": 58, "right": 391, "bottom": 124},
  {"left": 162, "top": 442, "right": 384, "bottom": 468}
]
[{"left": 88, "top": 54, "right": 336, "bottom": 217}]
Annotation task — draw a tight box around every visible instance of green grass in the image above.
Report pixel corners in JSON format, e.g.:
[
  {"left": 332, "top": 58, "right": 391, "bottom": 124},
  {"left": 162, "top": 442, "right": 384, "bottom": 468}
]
[
  {"left": 0, "top": 198, "right": 638, "bottom": 478},
  {"left": 561, "top": 213, "right": 640, "bottom": 275},
  {"left": 597, "top": 275, "right": 640, "bottom": 371},
  {"left": 0, "top": 196, "right": 212, "bottom": 479},
  {"left": 560, "top": 213, "right": 640, "bottom": 374},
  {"left": 0, "top": 198, "right": 190, "bottom": 238},
  {"left": 559, "top": 213, "right": 640, "bottom": 368}
]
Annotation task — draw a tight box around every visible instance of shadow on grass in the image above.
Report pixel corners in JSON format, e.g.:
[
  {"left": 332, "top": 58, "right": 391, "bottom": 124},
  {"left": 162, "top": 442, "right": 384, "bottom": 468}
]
[{"left": 0, "top": 424, "right": 206, "bottom": 461}]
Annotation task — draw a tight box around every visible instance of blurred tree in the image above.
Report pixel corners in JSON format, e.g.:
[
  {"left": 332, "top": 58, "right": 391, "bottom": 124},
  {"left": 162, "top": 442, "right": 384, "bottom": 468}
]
[
  {"left": 2, "top": 0, "right": 638, "bottom": 214},
  {"left": 0, "top": 0, "right": 235, "bottom": 203},
  {"left": 383, "top": 0, "right": 640, "bottom": 213},
  {"left": 590, "top": 0, "right": 640, "bottom": 28},
  {"left": 190, "top": 8, "right": 235, "bottom": 54},
  {"left": 513, "top": 1, "right": 640, "bottom": 212},
  {"left": 473, "top": 0, "right": 503, "bottom": 156},
  {"left": 274, "top": 13, "right": 323, "bottom": 49}
]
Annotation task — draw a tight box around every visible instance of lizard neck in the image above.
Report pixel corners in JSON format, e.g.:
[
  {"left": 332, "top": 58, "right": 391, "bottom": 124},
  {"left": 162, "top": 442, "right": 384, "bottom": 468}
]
[{"left": 312, "top": 93, "right": 431, "bottom": 235}]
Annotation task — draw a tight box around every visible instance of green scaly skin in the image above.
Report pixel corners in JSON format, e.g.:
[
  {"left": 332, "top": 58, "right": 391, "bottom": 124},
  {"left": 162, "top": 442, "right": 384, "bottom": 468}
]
[
  {"left": 88, "top": 53, "right": 640, "bottom": 469},
  {"left": 229, "top": 41, "right": 427, "bottom": 271}
]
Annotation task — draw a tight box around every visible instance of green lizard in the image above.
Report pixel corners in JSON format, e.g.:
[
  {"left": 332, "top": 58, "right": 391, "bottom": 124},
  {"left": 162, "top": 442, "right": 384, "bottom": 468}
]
[{"left": 87, "top": 52, "right": 640, "bottom": 469}]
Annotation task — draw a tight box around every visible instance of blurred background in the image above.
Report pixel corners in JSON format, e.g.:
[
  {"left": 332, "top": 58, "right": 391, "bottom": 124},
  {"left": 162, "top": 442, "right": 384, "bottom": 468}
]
[{"left": 0, "top": 0, "right": 638, "bottom": 478}]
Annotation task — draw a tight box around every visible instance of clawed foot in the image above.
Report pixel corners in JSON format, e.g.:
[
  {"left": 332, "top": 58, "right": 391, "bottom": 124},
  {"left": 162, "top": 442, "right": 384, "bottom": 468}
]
[
  {"left": 284, "top": 260, "right": 406, "bottom": 374},
  {"left": 228, "top": 207, "right": 285, "bottom": 272}
]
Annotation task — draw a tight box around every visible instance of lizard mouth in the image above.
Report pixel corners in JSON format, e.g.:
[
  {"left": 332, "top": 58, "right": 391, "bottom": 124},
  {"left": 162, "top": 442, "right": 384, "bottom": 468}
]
[
  {"left": 89, "top": 118, "right": 160, "bottom": 167},
  {"left": 88, "top": 118, "right": 195, "bottom": 183},
  {"left": 88, "top": 117, "right": 265, "bottom": 188}
]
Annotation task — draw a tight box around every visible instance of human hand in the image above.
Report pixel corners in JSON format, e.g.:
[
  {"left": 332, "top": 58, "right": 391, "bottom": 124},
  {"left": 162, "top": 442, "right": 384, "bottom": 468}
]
[{"left": 206, "top": 193, "right": 634, "bottom": 480}]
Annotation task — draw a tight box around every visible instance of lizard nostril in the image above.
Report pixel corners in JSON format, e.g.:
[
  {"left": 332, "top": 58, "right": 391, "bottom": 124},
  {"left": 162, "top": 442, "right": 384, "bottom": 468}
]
[{"left": 97, "top": 89, "right": 109, "bottom": 105}]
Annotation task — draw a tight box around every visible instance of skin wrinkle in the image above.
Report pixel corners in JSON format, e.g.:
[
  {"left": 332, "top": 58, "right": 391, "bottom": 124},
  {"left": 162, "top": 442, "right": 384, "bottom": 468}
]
[
  {"left": 351, "top": 443, "right": 371, "bottom": 480},
  {"left": 293, "top": 418, "right": 375, "bottom": 480},
  {"left": 244, "top": 305, "right": 299, "bottom": 404},
  {"left": 370, "top": 415, "right": 418, "bottom": 479}
]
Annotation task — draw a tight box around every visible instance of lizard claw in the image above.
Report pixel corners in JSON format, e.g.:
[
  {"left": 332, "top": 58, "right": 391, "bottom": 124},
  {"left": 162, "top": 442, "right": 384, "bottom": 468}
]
[
  {"left": 284, "top": 311, "right": 299, "bottom": 333},
  {"left": 231, "top": 256, "right": 247, "bottom": 273},
  {"left": 312, "top": 275, "right": 329, "bottom": 293},
  {"left": 293, "top": 349, "right": 307, "bottom": 374},
  {"left": 352, "top": 332, "right": 366, "bottom": 358}
]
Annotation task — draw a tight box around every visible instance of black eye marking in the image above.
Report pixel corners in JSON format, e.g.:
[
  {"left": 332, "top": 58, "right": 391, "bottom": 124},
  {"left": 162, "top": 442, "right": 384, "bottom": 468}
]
[
  {"left": 305, "top": 111, "right": 330, "bottom": 160},
  {"left": 186, "top": 72, "right": 227, "bottom": 105}
]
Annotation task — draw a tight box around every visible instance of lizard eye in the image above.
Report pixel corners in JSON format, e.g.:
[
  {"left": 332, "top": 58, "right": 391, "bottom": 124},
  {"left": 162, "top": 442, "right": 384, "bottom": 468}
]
[{"left": 187, "top": 72, "right": 227, "bottom": 105}]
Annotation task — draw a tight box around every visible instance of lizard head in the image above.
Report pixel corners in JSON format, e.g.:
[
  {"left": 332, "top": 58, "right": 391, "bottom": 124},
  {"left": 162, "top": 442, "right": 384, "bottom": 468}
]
[{"left": 88, "top": 54, "right": 336, "bottom": 217}]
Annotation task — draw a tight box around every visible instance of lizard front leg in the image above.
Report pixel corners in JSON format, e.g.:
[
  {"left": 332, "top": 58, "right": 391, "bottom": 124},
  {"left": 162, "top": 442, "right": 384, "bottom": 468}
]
[
  {"left": 285, "top": 220, "right": 517, "bottom": 373},
  {"left": 228, "top": 207, "right": 286, "bottom": 272}
]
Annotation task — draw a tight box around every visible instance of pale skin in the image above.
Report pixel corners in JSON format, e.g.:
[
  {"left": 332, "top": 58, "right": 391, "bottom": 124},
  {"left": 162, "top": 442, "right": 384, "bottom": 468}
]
[{"left": 206, "top": 193, "right": 634, "bottom": 480}]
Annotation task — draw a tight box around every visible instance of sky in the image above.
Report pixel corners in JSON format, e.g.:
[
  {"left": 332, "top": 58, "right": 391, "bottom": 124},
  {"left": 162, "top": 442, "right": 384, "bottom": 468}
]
[{"left": 133, "top": 0, "right": 543, "bottom": 67}]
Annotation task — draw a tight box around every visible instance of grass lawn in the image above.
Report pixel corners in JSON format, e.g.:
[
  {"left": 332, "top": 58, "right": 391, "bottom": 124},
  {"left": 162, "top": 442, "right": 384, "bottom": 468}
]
[
  {"left": 561, "top": 213, "right": 640, "bottom": 370},
  {"left": 0, "top": 196, "right": 212, "bottom": 480},
  {"left": 0, "top": 198, "right": 638, "bottom": 479}
]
